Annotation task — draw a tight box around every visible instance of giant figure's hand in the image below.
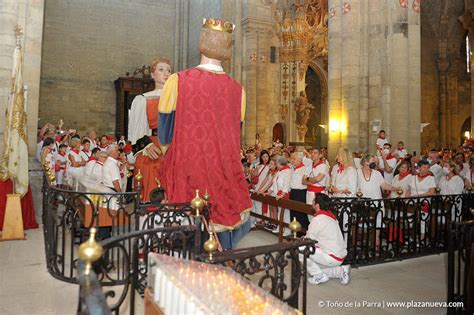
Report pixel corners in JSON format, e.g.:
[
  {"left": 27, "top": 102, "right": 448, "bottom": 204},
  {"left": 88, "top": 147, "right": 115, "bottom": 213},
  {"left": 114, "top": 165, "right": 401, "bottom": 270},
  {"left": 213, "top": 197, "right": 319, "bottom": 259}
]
[{"left": 146, "top": 143, "right": 162, "bottom": 160}]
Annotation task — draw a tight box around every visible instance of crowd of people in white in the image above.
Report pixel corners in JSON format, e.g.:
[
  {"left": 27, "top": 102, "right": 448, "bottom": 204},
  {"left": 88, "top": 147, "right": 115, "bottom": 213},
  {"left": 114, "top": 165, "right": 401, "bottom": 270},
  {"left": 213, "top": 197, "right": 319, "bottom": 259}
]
[
  {"left": 37, "top": 123, "right": 134, "bottom": 194},
  {"left": 247, "top": 130, "right": 472, "bottom": 233},
  {"left": 37, "top": 123, "right": 472, "bottom": 286}
]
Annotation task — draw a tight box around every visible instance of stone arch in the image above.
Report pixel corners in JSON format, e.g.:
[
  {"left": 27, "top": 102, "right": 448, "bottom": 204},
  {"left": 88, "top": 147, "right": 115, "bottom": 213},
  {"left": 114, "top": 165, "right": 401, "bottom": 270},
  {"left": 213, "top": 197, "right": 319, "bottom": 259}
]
[
  {"left": 272, "top": 123, "right": 286, "bottom": 145},
  {"left": 461, "top": 116, "right": 471, "bottom": 144},
  {"left": 305, "top": 59, "right": 328, "bottom": 147}
]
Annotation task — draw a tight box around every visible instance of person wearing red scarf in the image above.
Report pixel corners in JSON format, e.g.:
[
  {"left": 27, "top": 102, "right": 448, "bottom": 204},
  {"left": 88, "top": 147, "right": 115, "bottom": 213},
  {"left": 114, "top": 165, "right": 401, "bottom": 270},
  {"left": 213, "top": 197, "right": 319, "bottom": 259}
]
[
  {"left": 269, "top": 156, "right": 292, "bottom": 234},
  {"left": 390, "top": 160, "right": 413, "bottom": 198},
  {"left": 303, "top": 148, "right": 329, "bottom": 205},
  {"left": 378, "top": 143, "right": 398, "bottom": 185},
  {"left": 406, "top": 160, "right": 436, "bottom": 240},
  {"left": 289, "top": 151, "right": 309, "bottom": 232},
  {"left": 80, "top": 139, "right": 92, "bottom": 162},
  {"left": 304, "top": 193, "right": 350, "bottom": 285}
]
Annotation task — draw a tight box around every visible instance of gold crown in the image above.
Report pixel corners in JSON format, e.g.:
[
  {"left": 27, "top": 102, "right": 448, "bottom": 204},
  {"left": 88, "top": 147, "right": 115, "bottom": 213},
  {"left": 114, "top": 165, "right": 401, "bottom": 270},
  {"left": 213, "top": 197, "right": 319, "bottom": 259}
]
[{"left": 202, "top": 18, "right": 234, "bottom": 34}]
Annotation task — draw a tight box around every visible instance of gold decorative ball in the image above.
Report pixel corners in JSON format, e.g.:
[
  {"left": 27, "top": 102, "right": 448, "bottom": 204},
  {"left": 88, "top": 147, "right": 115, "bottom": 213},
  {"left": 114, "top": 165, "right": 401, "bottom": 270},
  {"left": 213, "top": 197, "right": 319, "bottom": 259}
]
[
  {"left": 191, "top": 189, "right": 205, "bottom": 210},
  {"left": 78, "top": 228, "right": 104, "bottom": 267},
  {"left": 397, "top": 188, "right": 403, "bottom": 196},
  {"left": 135, "top": 169, "right": 143, "bottom": 183},
  {"left": 203, "top": 233, "right": 218, "bottom": 257},
  {"left": 435, "top": 187, "right": 441, "bottom": 195},
  {"left": 356, "top": 191, "right": 363, "bottom": 198},
  {"left": 289, "top": 217, "right": 302, "bottom": 233},
  {"left": 203, "top": 189, "right": 211, "bottom": 203}
]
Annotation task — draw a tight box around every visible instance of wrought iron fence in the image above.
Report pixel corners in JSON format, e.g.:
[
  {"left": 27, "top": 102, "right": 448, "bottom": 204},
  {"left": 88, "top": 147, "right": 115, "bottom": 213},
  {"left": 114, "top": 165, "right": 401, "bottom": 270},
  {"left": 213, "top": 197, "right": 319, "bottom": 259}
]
[
  {"left": 333, "top": 194, "right": 473, "bottom": 266},
  {"left": 251, "top": 192, "right": 473, "bottom": 266},
  {"left": 42, "top": 176, "right": 140, "bottom": 284},
  {"left": 447, "top": 221, "right": 474, "bottom": 315},
  {"left": 96, "top": 225, "right": 200, "bottom": 315},
  {"left": 41, "top": 173, "right": 208, "bottom": 284},
  {"left": 200, "top": 239, "right": 316, "bottom": 314}
]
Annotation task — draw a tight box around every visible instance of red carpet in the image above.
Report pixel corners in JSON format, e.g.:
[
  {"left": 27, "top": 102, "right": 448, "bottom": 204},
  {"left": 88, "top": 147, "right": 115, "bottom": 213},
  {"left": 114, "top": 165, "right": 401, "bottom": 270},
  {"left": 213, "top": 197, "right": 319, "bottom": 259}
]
[{"left": 0, "top": 179, "right": 39, "bottom": 231}]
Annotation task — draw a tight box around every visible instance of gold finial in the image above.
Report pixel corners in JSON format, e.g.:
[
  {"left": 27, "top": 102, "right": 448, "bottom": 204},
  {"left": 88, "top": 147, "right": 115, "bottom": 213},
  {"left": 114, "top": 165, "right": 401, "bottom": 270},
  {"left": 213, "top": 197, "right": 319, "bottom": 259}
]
[
  {"left": 289, "top": 218, "right": 302, "bottom": 239},
  {"left": 203, "top": 189, "right": 210, "bottom": 205},
  {"left": 397, "top": 188, "right": 403, "bottom": 197},
  {"left": 191, "top": 189, "right": 205, "bottom": 216},
  {"left": 202, "top": 18, "right": 235, "bottom": 34},
  {"left": 135, "top": 169, "right": 143, "bottom": 185},
  {"left": 435, "top": 187, "right": 441, "bottom": 195},
  {"left": 356, "top": 191, "right": 363, "bottom": 199},
  {"left": 78, "top": 228, "right": 104, "bottom": 276},
  {"left": 155, "top": 177, "right": 161, "bottom": 188},
  {"left": 203, "top": 232, "right": 218, "bottom": 260}
]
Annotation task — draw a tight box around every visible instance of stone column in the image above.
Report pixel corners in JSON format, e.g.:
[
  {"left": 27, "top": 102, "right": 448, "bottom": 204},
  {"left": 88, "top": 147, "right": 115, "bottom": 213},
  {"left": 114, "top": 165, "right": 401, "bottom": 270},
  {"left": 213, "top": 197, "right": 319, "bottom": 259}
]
[
  {"left": 0, "top": 0, "right": 45, "bottom": 155},
  {"left": 460, "top": 6, "right": 474, "bottom": 136},
  {"left": 327, "top": 0, "right": 343, "bottom": 160},
  {"left": 437, "top": 58, "right": 449, "bottom": 146},
  {"left": 242, "top": 19, "right": 258, "bottom": 146}
]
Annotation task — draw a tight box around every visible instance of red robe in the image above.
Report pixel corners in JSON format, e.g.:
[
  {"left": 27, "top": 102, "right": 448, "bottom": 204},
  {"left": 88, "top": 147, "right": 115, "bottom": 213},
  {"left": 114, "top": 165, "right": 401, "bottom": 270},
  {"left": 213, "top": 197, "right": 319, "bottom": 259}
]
[
  {"left": 159, "top": 68, "right": 251, "bottom": 229},
  {"left": 133, "top": 98, "right": 162, "bottom": 202}
]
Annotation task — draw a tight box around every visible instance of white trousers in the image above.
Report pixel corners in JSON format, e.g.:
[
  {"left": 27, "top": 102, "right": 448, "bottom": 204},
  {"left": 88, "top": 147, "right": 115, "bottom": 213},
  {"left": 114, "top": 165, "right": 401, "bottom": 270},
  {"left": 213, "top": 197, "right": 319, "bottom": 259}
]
[{"left": 306, "top": 247, "right": 344, "bottom": 278}]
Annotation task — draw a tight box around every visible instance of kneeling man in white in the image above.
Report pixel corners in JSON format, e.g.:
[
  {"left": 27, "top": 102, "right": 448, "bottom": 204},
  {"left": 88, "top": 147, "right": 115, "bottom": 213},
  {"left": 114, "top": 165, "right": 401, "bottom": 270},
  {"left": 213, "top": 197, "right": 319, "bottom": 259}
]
[{"left": 304, "top": 193, "right": 350, "bottom": 285}]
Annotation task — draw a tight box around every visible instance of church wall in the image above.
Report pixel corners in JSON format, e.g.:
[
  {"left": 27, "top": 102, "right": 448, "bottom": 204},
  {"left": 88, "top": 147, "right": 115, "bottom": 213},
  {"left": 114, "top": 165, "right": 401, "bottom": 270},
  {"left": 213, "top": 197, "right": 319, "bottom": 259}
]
[
  {"left": 0, "top": 0, "right": 45, "bottom": 155},
  {"left": 420, "top": 12, "right": 440, "bottom": 150},
  {"left": 39, "top": 0, "right": 175, "bottom": 137},
  {"left": 187, "top": 0, "right": 223, "bottom": 68}
]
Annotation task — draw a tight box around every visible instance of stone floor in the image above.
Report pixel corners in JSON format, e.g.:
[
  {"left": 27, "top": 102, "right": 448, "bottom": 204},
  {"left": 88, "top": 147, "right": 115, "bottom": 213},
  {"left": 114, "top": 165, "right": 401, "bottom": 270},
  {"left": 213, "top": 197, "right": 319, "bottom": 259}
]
[{"left": 0, "top": 227, "right": 448, "bottom": 315}]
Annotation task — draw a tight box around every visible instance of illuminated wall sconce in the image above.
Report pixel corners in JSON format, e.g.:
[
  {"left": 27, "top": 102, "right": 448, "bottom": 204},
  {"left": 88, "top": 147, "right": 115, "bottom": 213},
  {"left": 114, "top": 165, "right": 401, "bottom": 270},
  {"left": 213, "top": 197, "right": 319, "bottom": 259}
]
[
  {"left": 465, "top": 131, "right": 471, "bottom": 139},
  {"left": 329, "top": 119, "right": 342, "bottom": 133}
]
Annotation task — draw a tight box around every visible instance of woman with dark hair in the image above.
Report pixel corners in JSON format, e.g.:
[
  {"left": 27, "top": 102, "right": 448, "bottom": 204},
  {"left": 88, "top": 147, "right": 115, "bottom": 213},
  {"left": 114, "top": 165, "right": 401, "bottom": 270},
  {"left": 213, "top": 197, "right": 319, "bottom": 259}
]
[
  {"left": 390, "top": 160, "right": 412, "bottom": 198},
  {"left": 251, "top": 150, "right": 270, "bottom": 226},
  {"left": 406, "top": 159, "right": 436, "bottom": 240},
  {"left": 41, "top": 137, "right": 56, "bottom": 171}
]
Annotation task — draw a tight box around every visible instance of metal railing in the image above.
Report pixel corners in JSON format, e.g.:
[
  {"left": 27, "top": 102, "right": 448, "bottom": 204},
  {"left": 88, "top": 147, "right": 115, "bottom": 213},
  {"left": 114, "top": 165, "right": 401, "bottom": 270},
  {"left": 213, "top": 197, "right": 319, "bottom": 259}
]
[
  {"left": 251, "top": 192, "right": 473, "bottom": 265},
  {"left": 447, "top": 221, "right": 474, "bottom": 315}
]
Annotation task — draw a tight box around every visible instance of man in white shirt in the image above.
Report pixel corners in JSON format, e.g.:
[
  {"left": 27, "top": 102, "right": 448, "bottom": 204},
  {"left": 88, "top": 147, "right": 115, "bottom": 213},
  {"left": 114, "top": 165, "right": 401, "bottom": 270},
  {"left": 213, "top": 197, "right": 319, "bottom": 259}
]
[
  {"left": 375, "top": 129, "right": 388, "bottom": 154},
  {"left": 303, "top": 148, "right": 329, "bottom": 204},
  {"left": 102, "top": 145, "right": 121, "bottom": 192},
  {"left": 289, "top": 151, "right": 309, "bottom": 231},
  {"left": 303, "top": 193, "right": 350, "bottom": 285},
  {"left": 84, "top": 130, "right": 98, "bottom": 150},
  {"left": 428, "top": 149, "right": 442, "bottom": 186},
  {"left": 454, "top": 152, "right": 470, "bottom": 186},
  {"left": 378, "top": 143, "right": 398, "bottom": 184},
  {"left": 86, "top": 151, "right": 108, "bottom": 183}
]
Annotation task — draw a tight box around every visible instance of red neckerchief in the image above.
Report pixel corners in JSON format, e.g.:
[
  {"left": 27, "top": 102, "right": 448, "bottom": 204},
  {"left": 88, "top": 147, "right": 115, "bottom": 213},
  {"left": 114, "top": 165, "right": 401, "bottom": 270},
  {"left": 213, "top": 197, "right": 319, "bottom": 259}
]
[
  {"left": 312, "top": 160, "right": 324, "bottom": 169},
  {"left": 88, "top": 157, "right": 96, "bottom": 161},
  {"left": 71, "top": 148, "right": 80, "bottom": 154},
  {"left": 280, "top": 165, "right": 291, "bottom": 171},
  {"left": 386, "top": 153, "right": 395, "bottom": 160},
  {"left": 99, "top": 144, "right": 108, "bottom": 149},
  {"left": 294, "top": 163, "right": 305, "bottom": 170},
  {"left": 417, "top": 173, "right": 430, "bottom": 179},
  {"left": 398, "top": 147, "right": 404, "bottom": 151},
  {"left": 398, "top": 171, "right": 411, "bottom": 181},
  {"left": 337, "top": 163, "right": 345, "bottom": 174},
  {"left": 59, "top": 152, "right": 66, "bottom": 157},
  {"left": 314, "top": 209, "right": 337, "bottom": 220},
  {"left": 82, "top": 149, "right": 90, "bottom": 153}
]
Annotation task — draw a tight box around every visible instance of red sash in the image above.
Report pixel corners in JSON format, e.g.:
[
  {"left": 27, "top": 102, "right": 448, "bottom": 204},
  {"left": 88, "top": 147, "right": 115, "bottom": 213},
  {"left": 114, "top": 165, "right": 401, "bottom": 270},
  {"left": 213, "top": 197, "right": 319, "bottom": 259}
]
[{"left": 307, "top": 185, "right": 325, "bottom": 193}]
